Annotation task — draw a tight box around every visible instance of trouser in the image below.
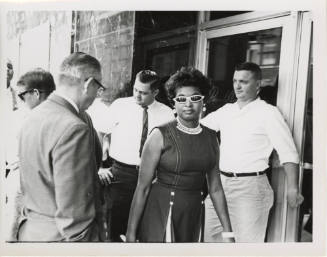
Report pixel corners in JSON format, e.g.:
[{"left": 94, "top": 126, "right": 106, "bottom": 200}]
[
  {"left": 107, "top": 160, "right": 138, "bottom": 242},
  {"left": 204, "top": 174, "right": 274, "bottom": 242}
]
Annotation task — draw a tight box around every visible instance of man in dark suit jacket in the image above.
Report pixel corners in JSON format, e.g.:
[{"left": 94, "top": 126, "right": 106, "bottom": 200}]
[{"left": 17, "top": 52, "right": 105, "bottom": 242}]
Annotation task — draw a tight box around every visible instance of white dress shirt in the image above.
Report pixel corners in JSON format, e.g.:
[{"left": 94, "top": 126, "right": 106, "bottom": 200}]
[
  {"left": 201, "top": 98, "right": 299, "bottom": 173},
  {"left": 87, "top": 97, "right": 174, "bottom": 165}
]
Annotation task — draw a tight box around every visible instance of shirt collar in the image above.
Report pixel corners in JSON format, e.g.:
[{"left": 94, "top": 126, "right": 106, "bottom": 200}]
[
  {"left": 53, "top": 91, "right": 79, "bottom": 113},
  {"left": 147, "top": 100, "right": 156, "bottom": 109},
  {"left": 136, "top": 99, "right": 157, "bottom": 110},
  {"left": 235, "top": 97, "right": 261, "bottom": 111}
]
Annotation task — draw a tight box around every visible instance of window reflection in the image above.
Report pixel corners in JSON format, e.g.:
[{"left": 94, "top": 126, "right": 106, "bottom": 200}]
[{"left": 206, "top": 27, "right": 282, "bottom": 113}]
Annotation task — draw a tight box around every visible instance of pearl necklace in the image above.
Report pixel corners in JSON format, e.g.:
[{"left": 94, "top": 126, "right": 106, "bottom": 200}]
[{"left": 176, "top": 117, "right": 202, "bottom": 135}]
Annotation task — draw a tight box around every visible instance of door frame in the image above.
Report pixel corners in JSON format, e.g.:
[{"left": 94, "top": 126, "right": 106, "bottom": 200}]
[{"left": 289, "top": 11, "right": 313, "bottom": 242}]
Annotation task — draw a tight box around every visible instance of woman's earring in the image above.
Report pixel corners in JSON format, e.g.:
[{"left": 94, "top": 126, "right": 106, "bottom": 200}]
[
  {"left": 203, "top": 105, "right": 206, "bottom": 113},
  {"left": 173, "top": 108, "right": 177, "bottom": 116}
]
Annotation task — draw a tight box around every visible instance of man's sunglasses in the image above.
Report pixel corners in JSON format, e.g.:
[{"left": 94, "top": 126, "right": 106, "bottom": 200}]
[
  {"left": 173, "top": 95, "right": 204, "bottom": 104},
  {"left": 17, "top": 88, "right": 48, "bottom": 101}
]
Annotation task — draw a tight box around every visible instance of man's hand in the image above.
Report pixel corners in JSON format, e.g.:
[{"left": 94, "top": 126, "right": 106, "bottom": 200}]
[
  {"left": 287, "top": 187, "right": 304, "bottom": 208},
  {"left": 283, "top": 163, "right": 304, "bottom": 208},
  {"left": 98, "top": 167, "right": 113, "bottom": 186}
]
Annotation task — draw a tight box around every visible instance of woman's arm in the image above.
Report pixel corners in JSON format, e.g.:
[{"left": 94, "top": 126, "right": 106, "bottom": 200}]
[
  {"left": 126, "top": 128, "right": 163, "bottom": 242},
  {"left": 206, "top": 140, "right": 234, "bottom": 242}
]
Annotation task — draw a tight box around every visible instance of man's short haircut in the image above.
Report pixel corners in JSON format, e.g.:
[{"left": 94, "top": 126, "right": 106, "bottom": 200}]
[
  {"left": 17, "top": 68, "right": 56, "bottom": 97},
  {"left": 135, "top": 70, "right": 160, "bottom": 90},
  {"left": 235, "top": 62, "right": 262, "bottom": 80},
  {"left": 59, "top": 52, "right": 101, "bottom": 85}
]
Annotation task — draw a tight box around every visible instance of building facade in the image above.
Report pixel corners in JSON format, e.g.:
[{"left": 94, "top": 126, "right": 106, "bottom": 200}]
[{"left": 6, "top": 10, "right": 313, "bottom": 242}]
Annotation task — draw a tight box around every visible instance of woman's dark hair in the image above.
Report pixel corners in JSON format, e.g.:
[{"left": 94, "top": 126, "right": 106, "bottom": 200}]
[
  {"left": 165, "top": 67, "right": 212, "bottom": 102},
  {"left": 17, "top": 68, "right": 56, "bottom": 97}
]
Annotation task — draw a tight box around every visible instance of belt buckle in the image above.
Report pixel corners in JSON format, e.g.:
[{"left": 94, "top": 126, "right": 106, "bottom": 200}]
[
  {"left": 256, "top": 172, "right": 260, "bottom": 176},
  {"left": 232, "top": 173, "right": 237, "bottom": 177}
]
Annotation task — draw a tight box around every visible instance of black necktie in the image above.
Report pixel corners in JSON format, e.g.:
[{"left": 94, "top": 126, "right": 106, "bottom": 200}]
[
  {"left": 139, "top": 106, "right": 148, "bottom": 157},
  {"left": 79, "top": 111, "right": 102, "bottom": 167}
]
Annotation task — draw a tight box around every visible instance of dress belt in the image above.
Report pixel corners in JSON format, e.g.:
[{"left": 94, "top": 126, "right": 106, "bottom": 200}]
[{"left": 220, "top": 169, "right": 268, "bottom": 177}]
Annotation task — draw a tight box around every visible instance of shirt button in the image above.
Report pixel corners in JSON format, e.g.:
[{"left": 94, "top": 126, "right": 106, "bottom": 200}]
[
  {"left": 171, "top": 191, "right": 175, "bottom": 196},
  {"left": 170, "top": 201, "right": 174, "bottom": 206}
]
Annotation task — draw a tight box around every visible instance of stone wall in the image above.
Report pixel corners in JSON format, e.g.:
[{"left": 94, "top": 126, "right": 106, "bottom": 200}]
[
  {"left": 75, "top": 11, "right": 135, "bottom": 104},
  {"left": 6, "top": 10, "right": 135, "bottom": 104},
  {"left": 6, "top": 11, "right": 70, "bottom": 40},
  {"left": 6, "top": 11, "right": 72, "bottom": 77}
]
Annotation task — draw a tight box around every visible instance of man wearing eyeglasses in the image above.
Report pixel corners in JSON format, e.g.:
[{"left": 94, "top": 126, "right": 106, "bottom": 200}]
[
  {"left": 18, "top": 52, "right": 104, "bottom": 242},
  {"left": 201, "top": 62, "right": 303, "bottom": 242},
  {"left": 16, "top": 68, "right": 56, "bottom": 109},
  {"left": 5, "top": 68, "right": 55, "bottom": 242},
  {"left": 87, "top": 70, "right": 174, "bottom": 242}
]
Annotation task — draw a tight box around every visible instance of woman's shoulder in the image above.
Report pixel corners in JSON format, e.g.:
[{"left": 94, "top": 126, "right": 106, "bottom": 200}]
[
  {"left": 201, "top": 124, "right": 218, "bottom": 136},
  {"left": 156, "top": 119, "right": 177, "bottom": 130},
  {"left": 149, "top": 119, "right": 176, "bottom": 137}
]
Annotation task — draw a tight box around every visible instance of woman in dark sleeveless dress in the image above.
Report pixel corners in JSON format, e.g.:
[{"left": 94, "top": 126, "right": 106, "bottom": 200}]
[{"left": 126, "top": 67, "right": 234, "bottom": 243}]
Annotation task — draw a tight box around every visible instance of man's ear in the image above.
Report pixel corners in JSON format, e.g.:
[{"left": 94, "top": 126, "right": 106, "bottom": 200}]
[
  {"left": 153, "top": 88, "right": 159, "bottom": 97},
  {"left": 35, "top": 89, "right": 40, "bottom": 99},
  {"left": 256, "top": 80, "right": 261, "bottom": 96},
  {"left": 83, "top": 77, "right": 92, "bottom": 94}
]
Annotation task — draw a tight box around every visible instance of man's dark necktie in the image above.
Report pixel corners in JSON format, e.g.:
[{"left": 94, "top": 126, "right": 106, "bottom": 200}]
[
  {"left": 79, "top": 111, "right": 89, "bottom": 126},
  {"left": 79, "top": 111, "right": 102, "bottom": 167},
  {"left": 139, "top": 106, "right": 148, "bottom": 157}
]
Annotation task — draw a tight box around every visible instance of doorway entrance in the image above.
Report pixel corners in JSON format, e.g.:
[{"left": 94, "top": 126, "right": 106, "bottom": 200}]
[{"left": 197, "top": 11, "right": 313, "bottom": 242}]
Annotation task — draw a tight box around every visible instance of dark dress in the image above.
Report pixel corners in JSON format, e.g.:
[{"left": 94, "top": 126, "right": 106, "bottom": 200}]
[{"left": 137, "top": 120, "right": 218, "bottom": 242}]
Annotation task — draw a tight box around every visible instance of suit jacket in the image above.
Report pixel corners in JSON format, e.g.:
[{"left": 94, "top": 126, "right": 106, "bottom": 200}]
[{"left": 18, "top": 94, "right": 102, "bottom": 242}]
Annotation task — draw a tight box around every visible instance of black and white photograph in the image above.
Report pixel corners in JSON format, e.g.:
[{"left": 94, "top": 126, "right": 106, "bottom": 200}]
[{"left": 0, "top": 0, "right": 326, "bottom": 256}]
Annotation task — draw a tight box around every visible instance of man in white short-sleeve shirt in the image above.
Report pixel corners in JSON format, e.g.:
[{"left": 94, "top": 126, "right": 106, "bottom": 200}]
[
  {"left": 87, "top": 70, "right": 174, "bottom": 241},
  {"left": 201, "top": 62, "right": 304, "bottom": 242}
]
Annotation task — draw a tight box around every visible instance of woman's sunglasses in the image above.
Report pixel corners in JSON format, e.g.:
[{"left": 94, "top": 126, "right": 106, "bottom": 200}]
[{"left": 173, "top": 95, "right": 204, "bottom": 104}]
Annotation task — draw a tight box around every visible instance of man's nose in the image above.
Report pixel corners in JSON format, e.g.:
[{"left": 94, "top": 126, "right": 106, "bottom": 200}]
[{"left": 234, "top": 81, "right": 241, "bottom": 89}]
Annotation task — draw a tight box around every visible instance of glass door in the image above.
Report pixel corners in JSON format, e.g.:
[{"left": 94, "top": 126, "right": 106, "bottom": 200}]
[
  {"left": 196, "top": 11, "right": 312, "bottom": 242},
  {"left": 291, "top": 12, "right": 313, "bottom": 242},
  {"left": 205, "top": 27, "right": 282, "bottom": 113}
]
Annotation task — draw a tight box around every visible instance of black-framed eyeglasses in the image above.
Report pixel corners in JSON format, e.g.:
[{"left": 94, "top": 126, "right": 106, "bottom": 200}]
[
  {"left": 17, "top": 88, "right": 48, "bottom": 101},
  {"left": 17, "top": 89, "right": 33, "bottom": 100},
  {"left": 173, "top": 95, "right": 204, "bottom": 104},
  {"left": 85, "top": 77, "right": 105, "bottom": 96}
]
